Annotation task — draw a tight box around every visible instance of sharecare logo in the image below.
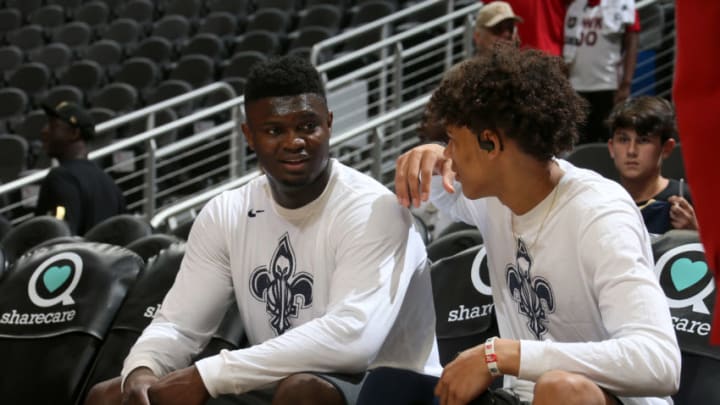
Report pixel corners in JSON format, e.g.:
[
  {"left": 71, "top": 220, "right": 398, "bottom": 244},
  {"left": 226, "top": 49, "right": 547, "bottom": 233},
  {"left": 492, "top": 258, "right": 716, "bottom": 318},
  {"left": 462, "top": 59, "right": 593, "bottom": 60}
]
[{"left": 28, "top": 252, "right": 83, "bottom": 307}]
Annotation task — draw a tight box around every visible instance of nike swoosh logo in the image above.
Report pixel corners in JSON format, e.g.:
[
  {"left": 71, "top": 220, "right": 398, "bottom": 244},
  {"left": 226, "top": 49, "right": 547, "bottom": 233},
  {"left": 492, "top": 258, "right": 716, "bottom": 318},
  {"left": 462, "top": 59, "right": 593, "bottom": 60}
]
[{"left": 248, "top": 209, "right": 265, "bottom": 218}]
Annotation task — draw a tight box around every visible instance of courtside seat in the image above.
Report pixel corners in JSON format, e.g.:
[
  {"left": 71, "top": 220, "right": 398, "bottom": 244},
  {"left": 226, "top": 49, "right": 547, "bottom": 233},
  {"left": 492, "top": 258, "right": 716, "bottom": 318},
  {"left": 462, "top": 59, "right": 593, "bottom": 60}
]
[
  {"left": 430, "top": 245, "right": 498, "bottom": 365},
  {"left": 126, "top": 233, "right": 183, "bottom": 263},
  {"left": 0, "top": 216, "right": 72, "bottom": 265},
  {"left": 0, "top": 242, "right": 143, "bottom": 405},
  {"left": 79, "top": 243, "right": 186, "bottom": 395},
  {"left": 83, "top": 214, "right": 153, "bottom": 247},
  {"left": 651, "top": 230, "right": 720, "bottom": 404},
  {"left": 426, "top": 229, "right": 483, "bottom": 263}
]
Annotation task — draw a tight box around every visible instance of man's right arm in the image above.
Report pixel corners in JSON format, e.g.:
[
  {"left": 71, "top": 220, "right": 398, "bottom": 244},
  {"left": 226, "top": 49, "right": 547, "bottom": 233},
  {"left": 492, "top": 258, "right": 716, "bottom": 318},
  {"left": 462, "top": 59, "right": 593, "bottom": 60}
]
[
  {"left": 121, "top": 367, "right": 159, "bottom": 405},
  {"left": 394, "top": 143, "right": 455, "bottom": 208}
]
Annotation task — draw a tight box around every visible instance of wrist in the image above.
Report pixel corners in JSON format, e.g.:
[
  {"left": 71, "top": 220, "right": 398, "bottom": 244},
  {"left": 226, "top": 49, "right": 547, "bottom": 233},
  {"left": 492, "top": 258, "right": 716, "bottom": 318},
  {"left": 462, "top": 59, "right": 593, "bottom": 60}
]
[
  {"left": 494, "top": 338, "right": 521, "bottom": 376},
  {"left": 484, "top": 337, "right": 501, "bottom": 378},
  {"left": 124, "top": 367, "right": 158, "bottom": 392}
]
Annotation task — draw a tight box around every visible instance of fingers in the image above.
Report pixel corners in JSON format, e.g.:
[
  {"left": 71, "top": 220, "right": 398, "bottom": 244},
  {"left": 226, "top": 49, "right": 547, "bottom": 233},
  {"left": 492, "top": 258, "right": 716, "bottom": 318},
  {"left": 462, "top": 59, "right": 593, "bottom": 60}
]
[
  {"left": 440, "top": 159, "right": 456, "bottom": 194},
  {"left": 394, "top": 144, "right": 447, "bottom": 208}
]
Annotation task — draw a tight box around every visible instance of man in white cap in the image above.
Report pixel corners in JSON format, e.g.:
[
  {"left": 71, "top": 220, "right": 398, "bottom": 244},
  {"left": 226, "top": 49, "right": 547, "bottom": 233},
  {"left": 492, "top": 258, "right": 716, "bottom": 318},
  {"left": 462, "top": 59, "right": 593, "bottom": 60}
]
[{"left": 474, "top": 1, "right": 523, "bottom": 54}]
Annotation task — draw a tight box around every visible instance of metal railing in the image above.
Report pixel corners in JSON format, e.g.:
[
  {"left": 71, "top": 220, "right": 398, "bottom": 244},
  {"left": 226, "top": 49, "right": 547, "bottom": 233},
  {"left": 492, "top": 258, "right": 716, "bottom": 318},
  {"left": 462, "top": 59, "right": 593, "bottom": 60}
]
[{"left": 631, "top": 0, "right": 675, "bottom": 99}]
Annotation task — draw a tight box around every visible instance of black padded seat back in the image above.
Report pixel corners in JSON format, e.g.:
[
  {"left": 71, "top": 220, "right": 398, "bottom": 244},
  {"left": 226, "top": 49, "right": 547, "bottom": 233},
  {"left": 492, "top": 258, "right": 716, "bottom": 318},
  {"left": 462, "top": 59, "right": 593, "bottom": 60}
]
[
  {"left": 430, "top": 245, "right": 497, "bottom": 366},
  {"left": 82, "top": 243, "right": 185, "bottom": 389},
  {"left": 426, "top": 229, "right": 483, "bottom": 263},
  {"left": 0, "top": 242, "right": 143, "bottom": 405},
  {"left": 83, "top": 214, "right": 153, "bottom": 246},
  {"left": 650, "top": 230, "right": 720, "bottom": 404},
  {"left": 0, "top": 216, "right": 72, "bottom": 265},
  {"left": 0, "top": 246, "right": 6, "bottom": 284},
  {"left": 126, "top": 233, "right": 183, "bottom": 263},
  {"left": 565, "top": 142, "right": 619, "bottom": 181}
]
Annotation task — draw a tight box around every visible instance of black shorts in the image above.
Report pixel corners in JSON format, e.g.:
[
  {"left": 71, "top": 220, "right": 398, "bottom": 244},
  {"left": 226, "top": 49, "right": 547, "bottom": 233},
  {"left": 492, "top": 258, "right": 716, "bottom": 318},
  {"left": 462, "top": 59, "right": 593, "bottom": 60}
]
[{"left": 209, "top": 372, "right": 367, "bottom": 405}]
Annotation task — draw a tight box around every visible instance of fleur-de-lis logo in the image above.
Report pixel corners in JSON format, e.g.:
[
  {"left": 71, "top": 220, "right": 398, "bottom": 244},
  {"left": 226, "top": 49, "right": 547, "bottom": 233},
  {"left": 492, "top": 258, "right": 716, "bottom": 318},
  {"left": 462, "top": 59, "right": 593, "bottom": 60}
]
[
  {"left": 250, "top": 233, "right": 313, "bottom": 335},
  {"left": 506, "top": 238, "right": 555, "bottom": 339}
]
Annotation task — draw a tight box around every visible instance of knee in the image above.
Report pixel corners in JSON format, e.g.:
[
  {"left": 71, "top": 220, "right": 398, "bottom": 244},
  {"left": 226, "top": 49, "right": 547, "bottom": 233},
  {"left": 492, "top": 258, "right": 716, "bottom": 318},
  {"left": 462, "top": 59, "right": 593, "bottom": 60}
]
[
  {"left": 83, "top": 377, "right": 123, "bottom": 405},
  {"left": 533, "top": 370, "right": 604, "bottom": 405},
  {"left": 273, "top": 373, "right": 344, "bottom": 405}
]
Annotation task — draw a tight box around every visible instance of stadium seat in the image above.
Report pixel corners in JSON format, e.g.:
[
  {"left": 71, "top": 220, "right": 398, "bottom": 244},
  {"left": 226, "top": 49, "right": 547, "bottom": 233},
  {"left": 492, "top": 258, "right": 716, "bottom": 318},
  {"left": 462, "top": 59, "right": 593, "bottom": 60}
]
[
  {"left": 29, "top": 5, "right": 66, "bottom": 33},
  {"left": 288, "top": 26, "right": 334, "bottom": 52},
  {"left": 0, "top": 134, "right": 28, "bottom": 185},
  {"left": 298, "top": 4, "right": 344, "bottom": 34},
  {"left": 0, "top": 246, "right": 6, "bottom": 283},
  {"left": 161, "top": 0, "right": 202, "bottom": 20},
  {"left": 181, "top": 33, "right": 226, "bottom": 61},
  {"left": 152, "top": 15, "right": 192, "bottom": 47},
  {"left": 198, "top": 11, "right": 240, "bottom": 39},
  {"left": 59, "top": 60, "right": 105, "bottom": 97},
  {"left": 147, "top": 79, "right": 195, "bottom": 115},
  {"left": 117, "top": 0, "right": 156, "bottom": 29},
  {"left": 83, "top": 214, "right": 153, "bottom": 246},
  {"left": 90, "top": 83, "right": 139, "bottom": 114},
  {"left": 133, "top": 36, "right": 175, "bottom": 70},
  {"left": 103, "top": 18, "right": 144, "bottom": 54},
  {"left": 0, "top": 216, "right": 72, "bottom": 265},
  {"left": 233, "top": 30, "right": 282, "bottom": 55},
  {"left": 255, "top": 0, "right": 297, "bottom": 11},
  {"left": 74, "top": 1, "right": 111, "bottom": 33},
  {"left": 87, "top": 107, "right": 117, "bottom": 149},
  {"left": 28, "top": 43, "right": 74, "bottom": 79},
  {"left": 52, "top": 21, "right": 93, "bottom": 52},
  {"left": 125, "top": 233, "right": 182, "bottom": 263},
  {"left": 246, "top": 8, "right": 291, "bottom": 33},
  {"left": 206, "top": 0, "right": 250, "bottom": 15},
  {"left": 345, "top": 1, "right": 396, "bottom": 52},
  {"left": 126, "top": 108, "right": 178, "bottom": 146},
  {"left": 48, "top": 0, "right": 84, "bottom": 10},
  {"left": 223, "top": 77, "right": 247, "bottom": 95},
  {"left": 650, "top": 230, "right": 720, "bottom": 404},
  {"left": 8, "top": 62, "right": 50, "bottom": 106},
  {"left": 564, "top": 142, "right": 619, "bottom": 181},
  {"left": 44, "top": 85, "right": 85, "bottom": 109},
  {"left": 84, "top": 39, "right": 124, "bottom": 77},
  {"left": 435, "top": 221, "right": 477, "bottom": 239},
  {"left": 6, "top": 0, "right": 44, "bottom": 21},
  {"left": 306, "top": 0, "right": 349, "bottom": 8},
  {"left": 169, "top": 54, "right": 216, "bottom": 89},
  {"left": 112, "top": 57, "right": 161, "bottom": 102},
  {"left": 0, "top": 45, "right": 23, "bottom": 82},
  {"left": 0, "top": 242, "right": 143, "bottom": 405},
  {"left": 222, "top": 51, "right": 268, "bottom": 80},
  {"left": 0, "top": 87, "right": 29, "bottom": 133},
  {"left": 6, "top": 25, "right": 45, "bottom": 52},
  {"left": 426, "top": 229, "right": 483, "bottom": 263},
  {"left": 430, "top": 245, "right": 498, "bottom": 365},
  {"left": 0, "top": 9, "right": 22, "bottom": 43},
  {"left": 17, "top": 109, "right": 47, "bottom": 164},
  {"left": 79, "top": 243, "right": 185, "bottom": 394}
]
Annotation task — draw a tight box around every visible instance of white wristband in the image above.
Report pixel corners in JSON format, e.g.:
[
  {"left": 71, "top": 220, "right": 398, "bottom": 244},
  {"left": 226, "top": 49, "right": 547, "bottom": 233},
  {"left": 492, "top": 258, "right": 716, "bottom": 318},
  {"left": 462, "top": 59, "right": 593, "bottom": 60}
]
[{"left": 484, "top": 337, "right": 502, "bottom": 377}]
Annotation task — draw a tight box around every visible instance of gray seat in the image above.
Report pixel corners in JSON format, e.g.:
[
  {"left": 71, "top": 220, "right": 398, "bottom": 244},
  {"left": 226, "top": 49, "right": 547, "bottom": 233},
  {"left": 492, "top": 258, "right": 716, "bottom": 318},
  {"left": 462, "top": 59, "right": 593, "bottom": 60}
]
[
  {"left": 29, "top": 5, "right": 66, "bottom": 33},
  {"left": 206, "top": 0, "right": 250, "bottom": 15},
  {"left": 6, "top": 0, "right": 44, "bottom": 20},
  {"left": 43, "top": 85, "right": 85, "bottom": 110},
  {"left": 74, "top": 1, "right": 111, "bottom": 32},
  {"left": 0, "top": 134, "right": 28, "bottom": 185},
  {"left": 152, "top": 15, "right": 191, "bottom": 47},
  {"left": 0, "top": 216, "right": 71, "bottom": 264},
  {"left": 233, "top": 30, "right": 282, "bottom": 55},
  {"left": 112, "top": 57, "right": 160, "bottom": 101},
  {"left": 117, "top": 0, "right": 155, "bottom": 29},
  {"left": 59, "top": 60, "right": 105, "bottom": 96},
  {"left": 181, "top": 33, "right": 226, "bottom": 61},
  {"left": 84, "top": 39, "right": 123, "bottom": 76},
  {"left": 0, "top": 88, "right": 28, "bottom": 133},
  {"left": 52, "top": 21, "right": 93, "bottom": 52},
  {"left": 246, "top": 8, "right": 291, "bottom": 33},
  {"left": 161, "top": 0, "right": 202, "bottom": 20},
  {"left": 84, "top": 214, "right": 153, "bottom": 247},
  {"left": 28, "top": 43, "right": 73, "bottom": 79},
  {"left": 169, "top": 54, "right": 216, "bottom": 89},
  {"left": 0, "top": 46, "right": 23, "bottom": 82},
  {"left": 565, "top": 142, "right": 619, "bottom": 181},
  {"left": 133, "top": 36, "right": 174, "bottom": 69},
  {"left": 90, "top": 83, "right": 139, "bottom": 114},
  {"left": 103, "top": 18, "right": 143, "bottom": 53},
  {"left": 198, "top": 11, "right": 239, "bottom": 39},
  {"left": 298, "top": 4, "right": 343, "bottom": 34},
  {"left": 8, "top": 63, "right": 51, "bottom": 106},
  {"left": 222, "top": 51, "right": 267, "bottom": 79},
  {"left": 0, "top": 9, "right": 22, "bottom": 43},
  {"left": 6, "top": 25, "right": 45, "bottom": 52}
]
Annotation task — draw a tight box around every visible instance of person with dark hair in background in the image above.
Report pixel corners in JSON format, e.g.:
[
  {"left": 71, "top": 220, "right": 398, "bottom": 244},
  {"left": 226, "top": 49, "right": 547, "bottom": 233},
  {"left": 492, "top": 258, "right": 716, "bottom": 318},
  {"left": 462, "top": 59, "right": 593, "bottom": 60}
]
[
  {"left": 35, "top": 101, "right": 125, "bottom": 235},
  {"left": 85, "top": 56, "right": 440, "bottom": 405},
  {"left": 607, "top": 96, "right": 698, "bottom": 235},
  {"left": 366, "top": 45, "right": 680, "bottom": 405},
  {"left": 564, "top": 0, "right": 640, "bottom": 144}
]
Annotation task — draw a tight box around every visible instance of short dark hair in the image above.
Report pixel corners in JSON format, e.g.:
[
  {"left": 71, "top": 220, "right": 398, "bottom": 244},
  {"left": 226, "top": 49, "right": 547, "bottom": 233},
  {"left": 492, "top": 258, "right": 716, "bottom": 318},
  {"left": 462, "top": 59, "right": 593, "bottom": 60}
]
[
  {"left": 606, "top": 96, "right": 677, "bottom": 142},
  {"left": 244, "top": 56, "right": 326, "bottom": 103},
  {"left": 424, "top": 44, "right": 587, "bottom": 161}
]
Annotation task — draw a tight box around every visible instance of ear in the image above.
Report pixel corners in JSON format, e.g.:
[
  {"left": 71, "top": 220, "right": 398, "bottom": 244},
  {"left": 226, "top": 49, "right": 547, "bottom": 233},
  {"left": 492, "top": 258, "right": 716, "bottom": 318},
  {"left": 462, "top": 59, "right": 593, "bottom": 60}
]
[
  {"left": 660, "top": 138, "right": 676, "bottom": 159},
  {"left": 241, "top": 122, "right": 254, "bottom": 151},
  {"left": 480, "top": 129, "right": 501, "bottom": 156}
]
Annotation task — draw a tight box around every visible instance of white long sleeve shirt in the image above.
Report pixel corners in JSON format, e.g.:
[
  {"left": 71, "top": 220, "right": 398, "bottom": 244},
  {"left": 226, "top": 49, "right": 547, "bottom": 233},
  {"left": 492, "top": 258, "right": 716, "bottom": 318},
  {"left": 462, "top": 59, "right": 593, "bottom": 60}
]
[
  {"left": 122, "top": 160, "right": 442, "bottom": 396},
  {"left": 430, "top": 159, "right": 680, "bottom": 405}
]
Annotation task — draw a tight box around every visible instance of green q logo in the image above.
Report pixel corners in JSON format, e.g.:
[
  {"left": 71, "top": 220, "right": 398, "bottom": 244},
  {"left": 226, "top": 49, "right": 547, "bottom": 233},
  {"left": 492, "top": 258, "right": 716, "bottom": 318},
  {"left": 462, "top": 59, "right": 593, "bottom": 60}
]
[
  {"left": 654, "top": 243, "right": 714, "bottom": 315},
  {"left": 27, "top": 252, "right": 84, "bottom": 307}
]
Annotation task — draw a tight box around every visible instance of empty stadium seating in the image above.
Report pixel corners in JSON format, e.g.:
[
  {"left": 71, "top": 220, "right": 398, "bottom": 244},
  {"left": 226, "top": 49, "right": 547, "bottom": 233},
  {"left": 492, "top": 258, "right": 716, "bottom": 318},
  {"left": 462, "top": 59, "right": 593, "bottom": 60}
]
[
  {"left": 83, "top": 214, "right": 154, "bottom": 247},
  {"left": 0, "top": 216, "right": 72, "bottom": 265}
]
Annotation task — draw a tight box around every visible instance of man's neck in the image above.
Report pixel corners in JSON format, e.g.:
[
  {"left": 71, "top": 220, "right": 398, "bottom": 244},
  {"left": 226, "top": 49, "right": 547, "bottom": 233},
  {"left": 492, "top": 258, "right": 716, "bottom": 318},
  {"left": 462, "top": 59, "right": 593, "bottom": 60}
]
[
  {"left": 621, "top": 175, "right": 669, "bottom": 203},
  {"left": 497, "top": 158, "right": 564, "bottom": 216}
]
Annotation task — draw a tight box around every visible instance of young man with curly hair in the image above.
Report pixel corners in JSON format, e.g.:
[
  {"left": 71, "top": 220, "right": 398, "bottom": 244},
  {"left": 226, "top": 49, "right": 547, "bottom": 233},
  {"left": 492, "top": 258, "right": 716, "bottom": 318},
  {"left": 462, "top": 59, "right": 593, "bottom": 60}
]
[
  {"left": 85, "top": 56, "right": 441, "bottom": 405},
  {"left": 607, "top": 96, "right": 698, "bottom": 234},
  {"left": 364, "top": 46, "right": 680, "bottom": 405}
]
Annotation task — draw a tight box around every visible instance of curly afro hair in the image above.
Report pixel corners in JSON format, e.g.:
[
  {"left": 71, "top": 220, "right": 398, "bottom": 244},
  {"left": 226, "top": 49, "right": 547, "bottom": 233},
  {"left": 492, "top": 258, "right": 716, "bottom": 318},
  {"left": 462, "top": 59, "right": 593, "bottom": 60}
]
[
  {"left": 244, "top": 55, "right": 326, "bottom": 103},
  {"left": 425, "top": 44, "right": 587, "bottom": 161}
]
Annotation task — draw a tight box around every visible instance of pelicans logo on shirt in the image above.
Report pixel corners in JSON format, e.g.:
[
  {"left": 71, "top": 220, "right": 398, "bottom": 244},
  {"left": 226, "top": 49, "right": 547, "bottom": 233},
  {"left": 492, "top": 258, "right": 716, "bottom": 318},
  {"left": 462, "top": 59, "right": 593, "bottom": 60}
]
[
  {"left": 506, "top": 239, "right": 556, "bottom": 339},
  {"left": 250, "top": 233, "right": 313, "bottom": 335}
]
